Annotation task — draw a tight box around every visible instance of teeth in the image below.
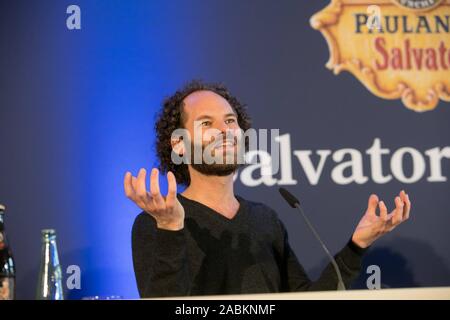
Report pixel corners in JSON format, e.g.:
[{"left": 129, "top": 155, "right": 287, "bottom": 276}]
[{"left": 215, "top": 140, "right": 235, "bottom": 148}]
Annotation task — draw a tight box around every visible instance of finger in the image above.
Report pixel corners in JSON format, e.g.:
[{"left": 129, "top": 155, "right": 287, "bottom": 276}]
[
  {"left": 150, "top": 168, "right": 165, "bottom": 209},
  {"left": 379, "top": 200, "right": 388, "bottom": 222},
  {"left": 136, "top": 168, "right": 148, "bottom": 200},
  {"left": 131, "top": 176, "right": 146, "bottom": 207},
  {"left": 132, "top": 176, "right": 138, "bottom": 191},
  {"left": 391, "top": 196, "right": 404, "bottom": 226},
  {"left": 400, "top": 190, "right": 408, "bottom": 204},
  {"left": 404, "top": 193, "right": 411, "bottom": 220},
  {"left": 400, "top": 190, "right": 406, "bottom": 200},
  {"left": 124, "top": 172, "right": 135, "bottom": 199},
  {"left": 398, "top": 190, "right": 407, "bottom": 220},
  {"left": 166, "top": 171, "right": 177, "bottom": 208},
  {"left": 367, "top": 194, "right": 379, "bottom": 215}
]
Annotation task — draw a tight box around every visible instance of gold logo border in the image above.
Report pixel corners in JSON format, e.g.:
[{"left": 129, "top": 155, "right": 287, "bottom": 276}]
[{"left": 310, "top": 0, "right": 450, "bottom": 112}]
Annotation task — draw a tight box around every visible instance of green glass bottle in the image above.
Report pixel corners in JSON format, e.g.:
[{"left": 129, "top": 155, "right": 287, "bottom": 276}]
[{"left": 36, "top": 229, "right": 64, "bottom": 300}]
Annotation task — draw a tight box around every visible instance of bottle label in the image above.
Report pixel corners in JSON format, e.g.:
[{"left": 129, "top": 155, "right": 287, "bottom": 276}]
[
  {"left": 0, "top": 277, "right": 14, "bottom": 300},
  {"left": 0, "top": 232, "right": 4, "bottom": 249}
]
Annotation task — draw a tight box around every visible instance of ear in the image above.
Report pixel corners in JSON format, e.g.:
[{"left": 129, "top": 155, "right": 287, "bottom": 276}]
[{"left": 171, "top": 136, "right": 185, "bottom": 156}]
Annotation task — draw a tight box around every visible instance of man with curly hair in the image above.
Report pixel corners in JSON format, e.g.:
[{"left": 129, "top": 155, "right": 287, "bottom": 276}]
[{"left": 124, "top": 80, "right": 411, "bottom": 298}]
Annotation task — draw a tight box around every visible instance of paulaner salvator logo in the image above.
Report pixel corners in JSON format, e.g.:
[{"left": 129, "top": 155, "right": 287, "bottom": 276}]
[{"left": 310, "top": 0, "right": 450, "bottom": 112}]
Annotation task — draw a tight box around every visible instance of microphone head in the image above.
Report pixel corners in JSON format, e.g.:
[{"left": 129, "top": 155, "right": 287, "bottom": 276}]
[{"left": 278, "top": 187, "right": 300, "bottom": 208}]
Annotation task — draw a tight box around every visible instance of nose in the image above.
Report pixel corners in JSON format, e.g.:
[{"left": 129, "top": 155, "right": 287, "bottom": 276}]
[{"left": 216, "top": 121, "right": 229, "bottom": 134}]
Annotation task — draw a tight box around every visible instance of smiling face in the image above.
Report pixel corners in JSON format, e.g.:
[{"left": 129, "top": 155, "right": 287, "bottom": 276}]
[
  {"left": 156, "top": 80, "right": 252, "bottom": 186},
  {"left": 178, "top": 90, "right": 243, "bottom": 176}
]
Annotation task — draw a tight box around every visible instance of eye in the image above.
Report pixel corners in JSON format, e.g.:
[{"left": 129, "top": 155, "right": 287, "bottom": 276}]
[
  {"left": 201, "top": 120, "right": 211, "bottom": 127},
  {"left": 225, "top": 118, "right": 236, "bottom": 124}
]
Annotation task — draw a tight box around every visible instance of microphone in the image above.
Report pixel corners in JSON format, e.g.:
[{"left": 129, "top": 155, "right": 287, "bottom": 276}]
[{"left": 278, "top": 187, "right": 346, "bottom": 291}]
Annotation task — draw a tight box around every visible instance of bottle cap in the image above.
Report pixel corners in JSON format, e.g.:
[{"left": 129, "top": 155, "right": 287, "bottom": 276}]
[
  {"left": 41, "top": 229, "right": 57, "bottom": 240},
  {"left": 42, "top": 229, "right": 56, "bottom": 235}
]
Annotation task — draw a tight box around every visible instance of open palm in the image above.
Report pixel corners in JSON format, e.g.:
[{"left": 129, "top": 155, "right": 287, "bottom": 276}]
[{"left": 352, "top": 190, "right": 411, "bottom": 248}]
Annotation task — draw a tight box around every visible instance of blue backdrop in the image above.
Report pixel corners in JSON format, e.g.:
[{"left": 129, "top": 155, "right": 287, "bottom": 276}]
[{"left": 0, "top": 0, "right": 449, "bottom": 299}]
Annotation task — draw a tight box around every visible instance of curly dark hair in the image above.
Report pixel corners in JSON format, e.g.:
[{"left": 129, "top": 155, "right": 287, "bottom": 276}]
[{"left": 155, "top": 80, "right": 252, "bottom": 186}]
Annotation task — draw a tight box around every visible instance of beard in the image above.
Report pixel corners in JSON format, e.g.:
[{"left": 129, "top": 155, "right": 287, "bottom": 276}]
[
  {"left": 188, "top": 136, "right": 242, "bottom": 177},
  {"left": 191, "top": 162, "right": 238, "bottom": 176}
]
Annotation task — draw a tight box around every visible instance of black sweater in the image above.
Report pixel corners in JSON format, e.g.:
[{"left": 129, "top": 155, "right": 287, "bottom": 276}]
[{"left": 131, "top": 194, "right": 367, "bottom": 298}]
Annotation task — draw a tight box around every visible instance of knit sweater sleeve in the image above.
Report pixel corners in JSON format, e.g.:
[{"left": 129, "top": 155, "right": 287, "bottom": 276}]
[{"left": 131, "top": 212, "right": 191, "bottom": 298}]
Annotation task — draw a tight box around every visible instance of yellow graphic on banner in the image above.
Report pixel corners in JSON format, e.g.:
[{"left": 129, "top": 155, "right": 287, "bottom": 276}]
[{"left": 310, "top": 0, "right": 450, "bottom": 111}]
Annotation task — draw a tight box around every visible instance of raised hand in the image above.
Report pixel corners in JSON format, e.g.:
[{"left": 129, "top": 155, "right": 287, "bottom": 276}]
[
  {"left": 352, "top": 190, "right": 411, "bottom": 248},
  {"left": 124, "top": 168, "right": 185, "bottom": 231}
]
